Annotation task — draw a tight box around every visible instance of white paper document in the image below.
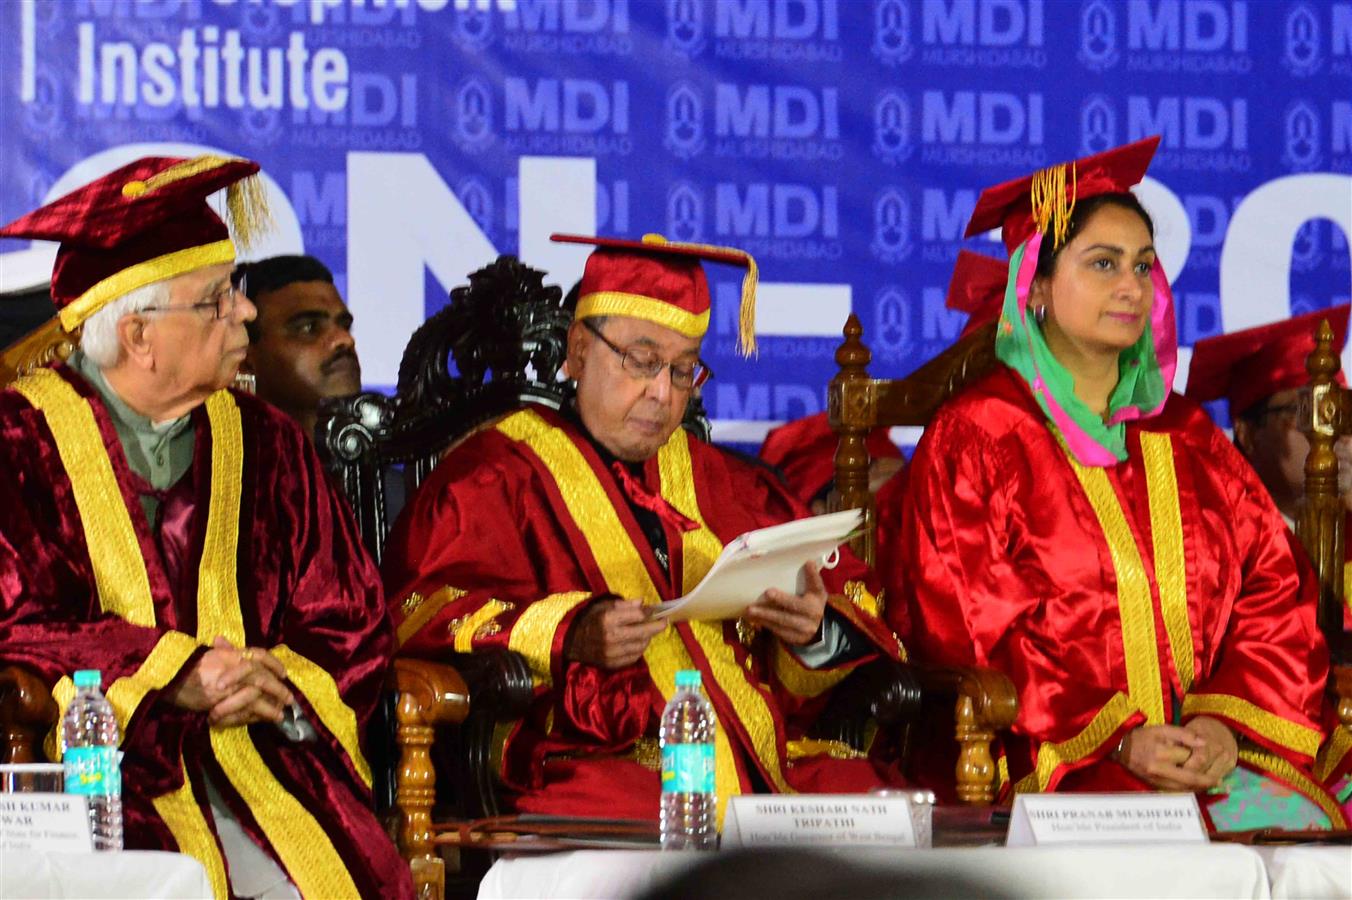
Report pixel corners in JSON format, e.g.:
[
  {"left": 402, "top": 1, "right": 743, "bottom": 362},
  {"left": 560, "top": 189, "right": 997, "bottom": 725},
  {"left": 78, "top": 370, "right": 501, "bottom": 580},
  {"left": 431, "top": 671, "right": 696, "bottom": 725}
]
[{"left": 648, "top": 508, "right": 864, "bottom": 623}]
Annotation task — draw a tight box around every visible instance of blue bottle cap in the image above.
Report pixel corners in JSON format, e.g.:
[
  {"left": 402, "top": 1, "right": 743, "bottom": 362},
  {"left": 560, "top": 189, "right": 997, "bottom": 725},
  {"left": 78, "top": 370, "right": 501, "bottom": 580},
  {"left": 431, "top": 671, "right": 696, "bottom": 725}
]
[
  {"left": 675, "top": 669, "right": 701, "bottom": 689},
  {"left": 73, "top": 670, "right": 102, "bottom": 689}
]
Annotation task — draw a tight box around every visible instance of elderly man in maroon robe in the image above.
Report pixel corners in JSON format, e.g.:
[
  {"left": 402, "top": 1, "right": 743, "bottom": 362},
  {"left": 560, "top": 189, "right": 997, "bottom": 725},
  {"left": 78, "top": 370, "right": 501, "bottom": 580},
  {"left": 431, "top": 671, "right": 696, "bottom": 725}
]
[
  {"left": 0, "top": 156, "right": 409, "bottom": 899},
  {"left": 383, "top": 234, "right": 906, "bottom": 826}
]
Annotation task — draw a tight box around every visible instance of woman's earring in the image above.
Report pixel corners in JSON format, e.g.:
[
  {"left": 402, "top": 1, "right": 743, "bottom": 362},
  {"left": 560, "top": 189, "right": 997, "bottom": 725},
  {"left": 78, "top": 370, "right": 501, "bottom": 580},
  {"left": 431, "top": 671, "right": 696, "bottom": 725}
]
[{"left": 1034, "top": 305, "right": 1047, "bottom": 326}]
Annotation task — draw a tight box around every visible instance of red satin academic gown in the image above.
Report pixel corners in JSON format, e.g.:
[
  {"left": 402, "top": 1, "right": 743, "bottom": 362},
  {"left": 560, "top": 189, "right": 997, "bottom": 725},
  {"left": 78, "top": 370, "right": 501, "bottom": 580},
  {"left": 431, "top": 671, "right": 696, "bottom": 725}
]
[
  {"left": 382, "top": 406, "right": 905, "bottom": 822},
  {"left": 0, "top": 366, "right": 410, "bottom": 899},
  {"left": 878, "top": 365, "right": 1346, "bottom": 824}
]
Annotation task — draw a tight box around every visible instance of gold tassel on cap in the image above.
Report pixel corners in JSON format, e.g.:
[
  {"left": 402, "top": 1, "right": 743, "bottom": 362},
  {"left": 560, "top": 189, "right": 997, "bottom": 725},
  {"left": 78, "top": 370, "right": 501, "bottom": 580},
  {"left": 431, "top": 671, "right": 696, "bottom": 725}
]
[
  {"left": 1029, "top": 161, "right": 1078, "bottom": 249},
  {"left": 642, "top": 233, "right": 760, "bottom": 358},
  {"left": 225, "top": 174, "right": 272, "bottom": 251}
]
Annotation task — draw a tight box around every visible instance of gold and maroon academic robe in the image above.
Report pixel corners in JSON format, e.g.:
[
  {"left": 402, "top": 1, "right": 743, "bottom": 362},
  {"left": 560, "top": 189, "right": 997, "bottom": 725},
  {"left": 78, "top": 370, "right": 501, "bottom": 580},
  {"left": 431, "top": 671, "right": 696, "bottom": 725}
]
[
  {"left": 0, "top": 366, "right": 410, "bottom": 899},
  {"left": 383, "top": 407, "right": 904, "bottom": 823},
  {"left": 879, "top": 365, "right": 1347, "bottom": 825}
]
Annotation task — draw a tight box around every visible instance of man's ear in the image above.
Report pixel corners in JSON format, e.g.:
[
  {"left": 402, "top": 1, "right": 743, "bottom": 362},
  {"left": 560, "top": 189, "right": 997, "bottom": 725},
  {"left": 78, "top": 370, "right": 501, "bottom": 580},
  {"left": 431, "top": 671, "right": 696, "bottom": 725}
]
[
  {"left": 565, "top": 320, "right": 589, "bottom": 378},
  {"left": 115, "top": 314, "right": 155, "bottom": 371}
]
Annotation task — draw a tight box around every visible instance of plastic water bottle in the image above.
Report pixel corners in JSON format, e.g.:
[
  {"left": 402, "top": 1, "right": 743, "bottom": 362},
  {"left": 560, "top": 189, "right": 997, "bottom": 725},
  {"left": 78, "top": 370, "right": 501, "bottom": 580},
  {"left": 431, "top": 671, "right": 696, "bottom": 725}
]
[
  {"left": 659, "top": 669, "right": 717, "bottom": 850},
  {"left": 62, "top": 669, "right": 123, "bottom": 851}
]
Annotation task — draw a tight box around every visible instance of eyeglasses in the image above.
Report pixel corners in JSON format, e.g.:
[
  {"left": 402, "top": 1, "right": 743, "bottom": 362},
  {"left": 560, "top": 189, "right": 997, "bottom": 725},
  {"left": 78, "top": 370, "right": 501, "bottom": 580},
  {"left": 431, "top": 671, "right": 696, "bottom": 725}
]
[
  {"left": 582, "top": 319, "right": 712, "bottom": 390},
  {"left": 141, "top": 281, "right": 243, "bottom": 320}
]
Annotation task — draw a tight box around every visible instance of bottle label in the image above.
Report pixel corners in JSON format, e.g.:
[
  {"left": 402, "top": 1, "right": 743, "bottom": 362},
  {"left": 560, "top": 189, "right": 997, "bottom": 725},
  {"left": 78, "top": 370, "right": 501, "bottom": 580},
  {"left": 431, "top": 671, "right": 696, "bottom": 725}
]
[
  {"left": 661, "top": 743, "right": 715, "bottom": 794},
  {"left": 64, "top": 746, "right": 121, "bottom": 796}
]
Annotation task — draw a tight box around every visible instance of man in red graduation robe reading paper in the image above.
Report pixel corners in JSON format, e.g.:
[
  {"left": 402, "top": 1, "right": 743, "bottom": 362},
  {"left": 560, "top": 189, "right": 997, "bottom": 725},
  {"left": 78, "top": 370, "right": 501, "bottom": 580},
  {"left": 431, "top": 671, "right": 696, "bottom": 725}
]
[
  {"left": 0, "top": 157, "right": 409, "bottom": 899},
  {"left": 383, "top": 234, "right": 904, "bottom": 823}
]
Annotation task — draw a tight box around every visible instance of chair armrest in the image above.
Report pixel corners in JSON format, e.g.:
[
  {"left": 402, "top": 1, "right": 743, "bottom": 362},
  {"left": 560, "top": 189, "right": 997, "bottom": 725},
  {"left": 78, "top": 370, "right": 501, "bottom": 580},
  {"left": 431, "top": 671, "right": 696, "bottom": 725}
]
[
  {"left": 389, "top": 659, "right": 471, "bottom": 728},
  {"left": 447, "top": 648, "right": 534, "bottom": 721},
  {"left": 387, "top": 659, "right": 469, "bottom": 867},
  {"left": 1332, "top": 663, "right": 1352, "bottom": 733},
  {"left": 812, "top": 658, "right": 922, "bottom": 751},
  {"left": 911, "top": 664, "right": 1018, "bottom": 805},
  {"left": 0, "top": 665, "right": 57, "bottom": 764}
]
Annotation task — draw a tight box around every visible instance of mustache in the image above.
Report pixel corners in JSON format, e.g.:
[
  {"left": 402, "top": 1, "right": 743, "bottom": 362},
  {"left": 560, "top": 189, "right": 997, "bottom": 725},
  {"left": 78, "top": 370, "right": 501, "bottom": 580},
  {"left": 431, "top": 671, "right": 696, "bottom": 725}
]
[{"left": 321, "top": 347, "right": 360, "bottom": 375}]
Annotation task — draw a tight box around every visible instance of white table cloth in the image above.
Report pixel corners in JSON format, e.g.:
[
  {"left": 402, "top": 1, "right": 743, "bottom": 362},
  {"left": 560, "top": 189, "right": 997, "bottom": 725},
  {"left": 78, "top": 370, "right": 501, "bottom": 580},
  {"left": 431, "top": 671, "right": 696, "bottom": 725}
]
[
  {"left": 478, "top": 845, "right": 1274, "bottom": 900},
  {"left": 1258, "top": 845, "right": 1352, "bottom": 900},
  {"left": 0, "top": 850, "right": 212, "bottom": 899}
]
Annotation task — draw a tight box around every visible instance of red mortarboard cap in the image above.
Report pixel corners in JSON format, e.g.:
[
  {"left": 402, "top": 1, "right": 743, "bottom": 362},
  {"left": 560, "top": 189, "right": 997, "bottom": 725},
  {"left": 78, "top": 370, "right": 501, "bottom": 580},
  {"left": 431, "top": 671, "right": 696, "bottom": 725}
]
[
  {"left": 758, "top": 412, "right": 902, "bottom": 506},
  {"left": 551, "top": 232, "right": 759, "bottom": 356},
  {"left": 0, "top": 155, "right": 268, "bottom": 332},
  {"left": 946, "top": 249, "right": 1009, "bottom": 338},
  {"left": 1185, "top": 305, "right": 1351, "bottom": 415},
  {"left": 965, "top": 136, "right": 1161, "bottom": 256}
]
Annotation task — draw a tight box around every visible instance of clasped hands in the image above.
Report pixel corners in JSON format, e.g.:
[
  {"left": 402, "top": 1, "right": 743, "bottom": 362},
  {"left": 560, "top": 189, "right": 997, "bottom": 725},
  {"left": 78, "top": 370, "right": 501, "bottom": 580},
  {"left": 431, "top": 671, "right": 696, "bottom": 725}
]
[
  {"left": 565, "top": 563, "right": 830, "bottom": 669},
  {"left": 167, "top": 636, "right": 294, "bottom": 728},
  {"left": 1116, "top": 716, "right": 1238, "bottom": 792}
]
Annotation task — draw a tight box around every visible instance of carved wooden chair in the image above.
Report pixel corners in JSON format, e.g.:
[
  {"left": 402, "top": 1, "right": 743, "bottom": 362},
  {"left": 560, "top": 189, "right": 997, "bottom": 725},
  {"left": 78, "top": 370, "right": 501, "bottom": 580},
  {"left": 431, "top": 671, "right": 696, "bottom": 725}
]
[
  {"left": 828, "top": 314, "right": 1019, "bottom": 803},
  {"left": 1294, "top": 320, "right": 1352, "bottom": 751},
  {"left": 0, "top": 316, "right": 464, "bottom": 900}
]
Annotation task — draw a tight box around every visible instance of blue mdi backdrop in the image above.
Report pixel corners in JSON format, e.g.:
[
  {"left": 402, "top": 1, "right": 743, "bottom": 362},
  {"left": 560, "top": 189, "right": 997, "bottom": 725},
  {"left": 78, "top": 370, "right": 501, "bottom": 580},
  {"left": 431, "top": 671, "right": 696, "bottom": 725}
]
[{"left": 2, "top": 0, "right": 1350, "bottom": 444}]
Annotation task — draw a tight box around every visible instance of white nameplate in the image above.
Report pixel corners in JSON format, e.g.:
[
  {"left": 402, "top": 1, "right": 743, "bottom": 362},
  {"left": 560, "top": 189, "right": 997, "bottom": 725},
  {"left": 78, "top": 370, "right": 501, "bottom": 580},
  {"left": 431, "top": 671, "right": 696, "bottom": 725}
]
[
  {"left": 723, "top": 794, "right": 915, "bottom": 848},
  {"left": 1006, "top": 793, "right": 1209, "bottom": 846},
  {"left": 0, "top": 792, "right": 93, "bottom": 852}
]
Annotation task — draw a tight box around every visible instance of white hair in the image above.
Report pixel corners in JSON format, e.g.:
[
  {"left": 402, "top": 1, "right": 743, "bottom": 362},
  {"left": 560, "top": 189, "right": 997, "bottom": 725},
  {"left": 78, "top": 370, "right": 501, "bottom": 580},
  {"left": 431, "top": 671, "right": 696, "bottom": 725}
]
[{"left": 79, "top": 280, "right": 171, "bottom": 368}]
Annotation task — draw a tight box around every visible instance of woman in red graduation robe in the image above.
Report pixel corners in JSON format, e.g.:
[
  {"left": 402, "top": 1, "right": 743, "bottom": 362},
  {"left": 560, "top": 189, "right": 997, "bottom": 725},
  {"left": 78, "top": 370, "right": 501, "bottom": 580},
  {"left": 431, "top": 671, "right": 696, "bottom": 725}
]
[{"left": 879, "top": 136, "right": 1351, "bottom": 829}]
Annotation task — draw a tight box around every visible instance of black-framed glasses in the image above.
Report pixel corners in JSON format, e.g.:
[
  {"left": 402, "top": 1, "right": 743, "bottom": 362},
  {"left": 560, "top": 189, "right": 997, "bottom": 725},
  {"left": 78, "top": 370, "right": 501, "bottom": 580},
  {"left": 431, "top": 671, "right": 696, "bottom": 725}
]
[
  {"left": 141, "top": 281, "right": 243, "bottom": 320},
  {"left": 582, "top": 319, "right": 712, "bottom": 390}
]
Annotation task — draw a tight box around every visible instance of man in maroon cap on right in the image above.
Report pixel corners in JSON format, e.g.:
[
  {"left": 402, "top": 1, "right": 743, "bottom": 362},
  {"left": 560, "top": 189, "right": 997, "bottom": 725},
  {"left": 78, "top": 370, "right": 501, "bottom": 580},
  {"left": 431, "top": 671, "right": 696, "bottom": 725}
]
[
  {"left": 0, "top": 157, "right": 409, "bottom": 899},
  {"left": 1186, "top": 304, "right": 1352, "bottom": 626}
]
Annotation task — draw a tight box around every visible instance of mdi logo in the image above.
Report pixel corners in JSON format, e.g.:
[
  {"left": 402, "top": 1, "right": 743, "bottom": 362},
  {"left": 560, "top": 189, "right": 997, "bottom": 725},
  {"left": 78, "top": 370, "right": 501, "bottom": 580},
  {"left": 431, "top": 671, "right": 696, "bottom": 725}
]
[
  {"left": 500, "top": 0, "right": 633, "bottom": 55},
  {"left": 450, "top": 77, "right": 494, "bottom": 154},
  {"left": 871, "top": 286, "right": 913, "bottom": 363},
  {"left": 1078, "top": 0, "right": 1120, "bottom": 72},
  {"left": 1079, "top": 93, "right": 1118, "bottom": 154},
  {"left": 870, "top": 187, "right": 914, "bottom": 265},
  {"left": 1284, "top": 2, "right": 1352, "bottom": 77},
  {"left": 713, "top": 182, "right": 842, "bottom": 261},
  {"left": 1283, "top": 2, "right": 1322, "bottom": 76},
  {"left": 665, "top": 0, "right": 706, "bottom": 56},
  {"left": 921, "top": 0, "right": 1047, "bottom": 69},
  {"left": 872, "top": 0, "right": 915, "bottom": 66},
  {"left": 503, "top": 78, "right": 631, "bottom": 155},
  {"left": 1282, "top": 100, "right": 1322, "bottom": 171},
  {"left": 664, "top": 81, "right": 705, "bottom": 159},
  {"left": 666, "top": 181, "right": 705, "bottom": 242},
  {"left": 1123, "top": 0, "right": 1252, "bottom": 74},
  {"left": 920, "top": 90, "right": 1046, "bottom": 167},
  {"left": 714, "top": 83, "right": 842, "bottom": 161},
  {"left": 872, "top": 90, "right": 914, "bottom": 165},
  {"left": 1127, "top": 95, "right": 1250, "bottom": 171},
  {"left": 713, "top": 0, "right": 843, "bottom": 62}
]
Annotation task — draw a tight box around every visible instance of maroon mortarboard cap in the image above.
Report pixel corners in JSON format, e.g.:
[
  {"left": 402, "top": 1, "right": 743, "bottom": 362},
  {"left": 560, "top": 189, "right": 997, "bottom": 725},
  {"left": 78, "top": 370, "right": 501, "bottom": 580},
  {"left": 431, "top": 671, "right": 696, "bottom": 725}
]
[
  {"left": 1185, "top": 305, "right": 1351, "bottom": 415},
  {"left": 758, "top": 412, "right": 902, "bottom": 506},
  {"left": 946, "top": 249, "right": 1009, "bottom": 338},
  {"left": 964, "top": 136, "right": 1161, "bottom": 256},
  {"left": 0, "top": 155, "right": 267, "bottom": 332},
  {"left": 551, "top": 232, "right": 758, "bottom": 356}
]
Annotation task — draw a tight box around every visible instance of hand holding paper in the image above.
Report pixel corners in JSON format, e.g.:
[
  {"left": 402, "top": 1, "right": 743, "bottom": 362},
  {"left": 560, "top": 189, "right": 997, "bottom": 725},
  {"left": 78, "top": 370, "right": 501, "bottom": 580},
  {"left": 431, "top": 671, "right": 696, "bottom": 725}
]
[
  {"left": 743, "top": 561, "right": 828, "bottom": 646},
  {"left": 648, "top": 509, "right": 864, "bottom": 623}
]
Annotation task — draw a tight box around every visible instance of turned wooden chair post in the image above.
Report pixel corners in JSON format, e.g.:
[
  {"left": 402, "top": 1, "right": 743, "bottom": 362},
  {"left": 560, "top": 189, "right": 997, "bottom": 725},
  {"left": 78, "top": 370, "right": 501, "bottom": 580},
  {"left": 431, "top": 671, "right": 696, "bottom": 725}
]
[
  {"left": 829, "top": 314, "right": 878, "bottom": 564},
  {"left": 1297, "top": 319, "right": 1350, "bottom": 653}
]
